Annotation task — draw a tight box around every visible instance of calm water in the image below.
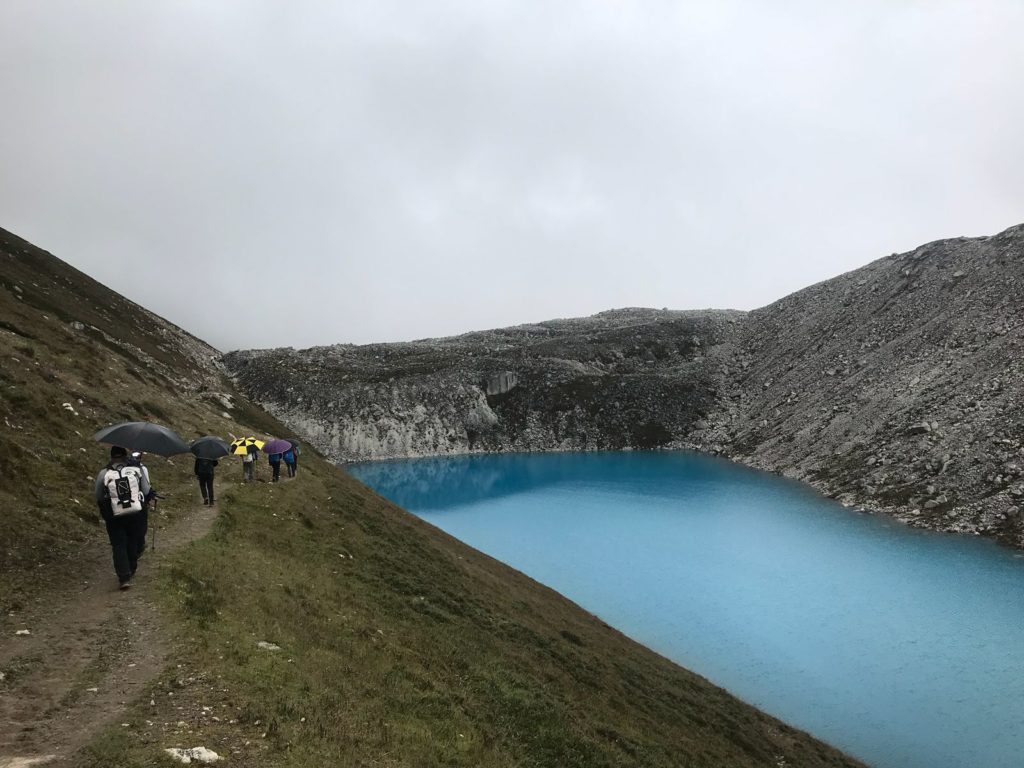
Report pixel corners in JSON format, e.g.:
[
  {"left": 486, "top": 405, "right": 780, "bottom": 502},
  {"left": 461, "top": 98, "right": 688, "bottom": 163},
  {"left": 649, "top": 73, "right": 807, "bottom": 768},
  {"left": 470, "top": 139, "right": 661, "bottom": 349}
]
[{"left": 349, "top": 451, "right": 1024, "bottom": 768}]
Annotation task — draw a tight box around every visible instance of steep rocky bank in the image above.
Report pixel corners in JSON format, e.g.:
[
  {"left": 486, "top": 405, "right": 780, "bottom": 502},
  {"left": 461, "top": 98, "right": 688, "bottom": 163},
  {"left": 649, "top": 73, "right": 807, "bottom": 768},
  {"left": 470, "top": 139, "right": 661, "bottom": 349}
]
[
  {"left": 713, "top": 223, "right": 1024, "bottom": 544},
  {"left": 225, "top": 223, "right": 1024, "bottom": 546},
  {"left": 224, "top": 308, "right": 743, "bottom": 459}
]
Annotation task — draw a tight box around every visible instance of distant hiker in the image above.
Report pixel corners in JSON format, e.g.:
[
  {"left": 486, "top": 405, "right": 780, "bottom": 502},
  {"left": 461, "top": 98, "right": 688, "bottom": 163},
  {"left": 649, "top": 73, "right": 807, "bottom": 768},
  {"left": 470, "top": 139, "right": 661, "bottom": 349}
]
[
  {"left": 242, "top": 448, "right": 256, "bottom": 482},
  {"left": 195, "top": 455, "right": 218, "bottom": 505},
  {"left": 290, "top": 442, "right": 300, "bottom": 475},
  {"left": 94, "top": 446, "right": 151, "bottom": 589},
  {"left": 283, "top": 446, "right": 296, "bottom": 478},
  {"left": 268, "top": 451, "right": 283, "bottom": 482}
]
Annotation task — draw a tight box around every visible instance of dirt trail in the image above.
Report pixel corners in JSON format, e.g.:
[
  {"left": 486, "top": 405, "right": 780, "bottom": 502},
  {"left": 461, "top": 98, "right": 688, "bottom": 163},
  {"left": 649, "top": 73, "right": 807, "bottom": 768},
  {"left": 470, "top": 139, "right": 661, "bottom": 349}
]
[{"left": 0, "top": 504, "right": 216, "bottom": 767}]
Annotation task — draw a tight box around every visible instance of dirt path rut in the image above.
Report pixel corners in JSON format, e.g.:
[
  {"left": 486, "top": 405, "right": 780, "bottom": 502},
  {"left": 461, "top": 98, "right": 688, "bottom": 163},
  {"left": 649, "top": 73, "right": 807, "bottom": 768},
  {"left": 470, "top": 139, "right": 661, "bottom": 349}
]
[{"left": 0, "top": 504, "right": 216, "bottom": 767}]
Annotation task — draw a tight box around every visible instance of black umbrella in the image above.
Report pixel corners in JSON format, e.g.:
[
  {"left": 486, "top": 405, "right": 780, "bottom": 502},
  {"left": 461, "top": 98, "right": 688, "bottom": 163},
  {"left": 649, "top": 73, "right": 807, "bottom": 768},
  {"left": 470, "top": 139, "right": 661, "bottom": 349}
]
[
  {"left": 94, "top": 421, "right": 190, "bottom": 457},
  {"left": 190, "top": 436, "right": 231, "bottom": 460}
]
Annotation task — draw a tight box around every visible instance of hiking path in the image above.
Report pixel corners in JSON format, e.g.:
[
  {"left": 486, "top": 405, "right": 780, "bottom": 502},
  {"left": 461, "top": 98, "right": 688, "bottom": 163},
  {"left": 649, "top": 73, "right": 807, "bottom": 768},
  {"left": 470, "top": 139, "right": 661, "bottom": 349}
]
[{"left": 0, "top": 503, "right": 216, "bottom": 767}]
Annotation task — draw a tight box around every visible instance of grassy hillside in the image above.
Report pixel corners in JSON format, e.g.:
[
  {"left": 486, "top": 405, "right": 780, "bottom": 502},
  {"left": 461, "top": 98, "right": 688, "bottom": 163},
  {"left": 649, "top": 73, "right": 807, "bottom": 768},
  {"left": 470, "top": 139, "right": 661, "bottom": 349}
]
[
  {"left": 0, "top": 228, "right": 862, "bottom": 767},
  {"left": 0, "top": 226, "right": 237, "bottom": 610}
]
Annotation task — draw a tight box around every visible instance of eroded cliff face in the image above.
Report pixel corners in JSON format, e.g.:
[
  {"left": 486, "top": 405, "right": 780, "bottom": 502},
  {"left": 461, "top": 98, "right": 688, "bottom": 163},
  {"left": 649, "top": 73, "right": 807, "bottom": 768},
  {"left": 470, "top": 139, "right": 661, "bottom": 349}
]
[
  {"left": 225, "top": 224, "right": 1024, "bottom": 546},
  {"left": 223, "top": 309, "right": 742, "bottom": 461}
]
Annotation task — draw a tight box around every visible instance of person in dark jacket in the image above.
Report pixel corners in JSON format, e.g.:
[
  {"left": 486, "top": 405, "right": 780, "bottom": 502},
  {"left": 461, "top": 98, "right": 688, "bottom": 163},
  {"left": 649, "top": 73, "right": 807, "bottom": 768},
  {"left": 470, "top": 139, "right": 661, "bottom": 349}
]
[
  {"left": 268, "top": 451, "right": 283, "bottom": 482},
  {"left": 195, "top": 456, "right": 218, "bottom": 505},
  {"left": 94, "top": 446, "right": 151, "bottom": 589},
  {"left": 283, "top": 446, "right": 296, "bottom": 478}
]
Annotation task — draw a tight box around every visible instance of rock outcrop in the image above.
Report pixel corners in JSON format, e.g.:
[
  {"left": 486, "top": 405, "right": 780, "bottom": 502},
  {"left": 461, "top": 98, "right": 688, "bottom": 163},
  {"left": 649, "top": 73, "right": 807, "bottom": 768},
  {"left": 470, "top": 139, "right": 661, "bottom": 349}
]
[
  {"left": 224, "top": 308, "right": 742, "bottom": 460},
  {"left": 225, "top": 224, "right": 1024, "bottom": 546}
]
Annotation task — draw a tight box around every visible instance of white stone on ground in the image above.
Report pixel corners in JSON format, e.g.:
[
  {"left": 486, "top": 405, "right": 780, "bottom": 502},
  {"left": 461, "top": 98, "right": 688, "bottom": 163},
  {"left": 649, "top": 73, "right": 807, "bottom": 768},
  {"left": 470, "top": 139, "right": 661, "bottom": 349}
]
[{"left": 164, "top": 747, "right": 221, "bottom": 764}]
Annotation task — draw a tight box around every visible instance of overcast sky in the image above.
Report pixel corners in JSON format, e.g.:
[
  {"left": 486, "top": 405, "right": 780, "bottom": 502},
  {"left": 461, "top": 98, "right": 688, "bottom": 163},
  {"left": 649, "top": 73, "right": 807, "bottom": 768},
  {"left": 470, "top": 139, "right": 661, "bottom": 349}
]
[{"left": 1, "top": 1, "right": 1021, "bottom": 351}]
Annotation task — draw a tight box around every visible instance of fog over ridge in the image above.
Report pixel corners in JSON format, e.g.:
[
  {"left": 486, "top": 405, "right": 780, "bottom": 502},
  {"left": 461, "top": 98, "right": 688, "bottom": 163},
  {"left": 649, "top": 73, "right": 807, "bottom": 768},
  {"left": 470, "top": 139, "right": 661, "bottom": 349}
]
[{"left": 1, "top": 0, "right": 1021, "bottom": 350}]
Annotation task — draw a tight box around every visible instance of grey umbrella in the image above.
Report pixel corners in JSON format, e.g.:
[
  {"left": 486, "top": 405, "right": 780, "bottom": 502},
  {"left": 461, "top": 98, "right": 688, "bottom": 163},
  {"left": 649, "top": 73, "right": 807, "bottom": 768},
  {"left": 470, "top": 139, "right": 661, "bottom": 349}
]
[
  {"left": 94, "top": 421, "right": 190, "bottom": 456},
  {"left": 190, "top": 436, "right": 231, "bottom": 460}
]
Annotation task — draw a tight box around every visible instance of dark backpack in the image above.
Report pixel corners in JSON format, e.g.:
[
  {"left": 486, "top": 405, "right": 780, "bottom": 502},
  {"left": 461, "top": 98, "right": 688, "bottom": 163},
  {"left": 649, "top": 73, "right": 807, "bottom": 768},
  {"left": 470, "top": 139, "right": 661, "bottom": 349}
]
[{"left": 195, "top": 458, "right": 217, "bottom": 476}]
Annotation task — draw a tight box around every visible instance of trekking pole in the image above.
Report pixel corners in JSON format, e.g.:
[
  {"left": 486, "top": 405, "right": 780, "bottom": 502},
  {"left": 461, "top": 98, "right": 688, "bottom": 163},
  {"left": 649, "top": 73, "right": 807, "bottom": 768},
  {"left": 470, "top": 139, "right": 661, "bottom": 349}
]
[{"left": 151, "top": 493, "right": 167, "bottom": 552}]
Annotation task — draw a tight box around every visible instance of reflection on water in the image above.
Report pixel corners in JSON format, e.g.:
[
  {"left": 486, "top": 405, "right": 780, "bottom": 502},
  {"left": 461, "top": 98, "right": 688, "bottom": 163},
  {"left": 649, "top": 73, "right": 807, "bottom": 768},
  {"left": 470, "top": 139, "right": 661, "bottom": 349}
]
[
  {"left": 350, "top": 450, "right": 752, "bottom": 509},
  {"left": 350, "top": 451, "right": 1024, "bottom": 768}
]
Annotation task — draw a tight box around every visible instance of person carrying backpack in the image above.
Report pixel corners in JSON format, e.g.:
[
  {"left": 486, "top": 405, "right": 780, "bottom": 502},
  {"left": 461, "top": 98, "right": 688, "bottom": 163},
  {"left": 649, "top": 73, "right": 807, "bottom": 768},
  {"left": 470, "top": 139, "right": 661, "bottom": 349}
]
[
  {"left": 195, "top": 455, "right": 218, "bottom": 505},
  {"left": 268, "top": 451, "right": 283, "bottom": 482},
  {"left": 242, "top": 447, "right": 256, "bottom": 482},
  {"left": 283, "top": 446, "right": 296, "bottom": 478},
  {"left": 94, "top": 445, "right": 151, "bottom": 589}
]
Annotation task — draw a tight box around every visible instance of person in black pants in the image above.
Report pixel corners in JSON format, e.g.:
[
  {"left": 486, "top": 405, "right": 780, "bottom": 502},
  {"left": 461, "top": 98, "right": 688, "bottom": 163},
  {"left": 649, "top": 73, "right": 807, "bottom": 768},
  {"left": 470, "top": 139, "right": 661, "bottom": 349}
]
[
  {"left": 128, "top": 451, "right": 154, "bottom": 559},
  {"left": 269, "top": 452, "right": 282, "bottom": 482},
  {"left": 94, "top": 446, "right": 151, "bottom": 589},
  {"left": 195, "top": 456, "right": 218, "bottom": 505}
]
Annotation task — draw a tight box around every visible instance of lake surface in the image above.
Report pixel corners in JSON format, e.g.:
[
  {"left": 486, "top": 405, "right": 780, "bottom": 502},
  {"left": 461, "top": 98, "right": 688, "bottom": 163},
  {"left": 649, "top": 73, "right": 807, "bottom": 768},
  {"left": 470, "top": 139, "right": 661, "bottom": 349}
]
[{"left": 349, "top": 451, "right": 1024, "bottom": 768}]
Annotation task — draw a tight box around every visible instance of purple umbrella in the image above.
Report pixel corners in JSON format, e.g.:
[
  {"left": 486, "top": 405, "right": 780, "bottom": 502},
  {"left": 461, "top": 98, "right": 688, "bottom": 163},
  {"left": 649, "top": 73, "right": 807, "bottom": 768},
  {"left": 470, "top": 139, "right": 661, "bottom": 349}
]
[{"left": 262, "top": 439, "right": 293, "bottom": 455}]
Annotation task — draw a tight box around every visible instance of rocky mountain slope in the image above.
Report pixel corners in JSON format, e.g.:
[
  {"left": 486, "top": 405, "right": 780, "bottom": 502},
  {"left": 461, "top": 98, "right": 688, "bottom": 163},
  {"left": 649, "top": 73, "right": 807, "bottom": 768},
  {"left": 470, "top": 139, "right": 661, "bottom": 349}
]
[
  {"left": 226, "top": 223, "right": 1024, "bottom": 546},
  {"left": 1, "top": 229, "right": 861, "bottom": 766},
  {"left": 714, "top": 224, "right": 1024, "bottom": 543},
  {"left": 224, "top": 308, "right": 742, "bottom": 460}
]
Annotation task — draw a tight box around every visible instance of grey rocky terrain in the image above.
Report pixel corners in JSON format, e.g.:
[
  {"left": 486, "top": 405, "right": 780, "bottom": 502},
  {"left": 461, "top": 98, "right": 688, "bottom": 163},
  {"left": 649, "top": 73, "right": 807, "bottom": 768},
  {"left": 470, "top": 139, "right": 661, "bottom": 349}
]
[
  {"left": 224, "top": 223, "right": 1024, "bottom": 547},
  {"left": 223, "top": 308, "right": 742, "bottom": 458},
  {"left": 715, "top": 223, "right": 1024, "bottom": 543}
]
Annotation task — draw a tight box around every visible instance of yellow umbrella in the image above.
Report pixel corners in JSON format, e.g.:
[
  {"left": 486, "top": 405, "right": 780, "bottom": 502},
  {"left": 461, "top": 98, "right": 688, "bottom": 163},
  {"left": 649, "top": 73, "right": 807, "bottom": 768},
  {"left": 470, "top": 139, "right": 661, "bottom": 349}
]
[{"left": 230, "top": 437, "right": 265, "bottom": 456}]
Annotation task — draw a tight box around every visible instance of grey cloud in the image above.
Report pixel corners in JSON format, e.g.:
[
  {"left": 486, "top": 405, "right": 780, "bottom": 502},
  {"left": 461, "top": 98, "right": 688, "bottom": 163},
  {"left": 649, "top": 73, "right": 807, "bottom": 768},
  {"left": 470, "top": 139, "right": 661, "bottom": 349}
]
[{"left": 1, "top": 0, "right": 1022, "bottom": 351}]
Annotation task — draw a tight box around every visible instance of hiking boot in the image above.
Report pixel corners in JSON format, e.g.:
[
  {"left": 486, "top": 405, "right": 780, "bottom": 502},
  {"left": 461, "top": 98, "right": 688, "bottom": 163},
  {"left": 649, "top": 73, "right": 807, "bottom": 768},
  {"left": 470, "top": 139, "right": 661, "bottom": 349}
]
[{"left": 119, "top": 580, "right": 132, "bottom": 590}]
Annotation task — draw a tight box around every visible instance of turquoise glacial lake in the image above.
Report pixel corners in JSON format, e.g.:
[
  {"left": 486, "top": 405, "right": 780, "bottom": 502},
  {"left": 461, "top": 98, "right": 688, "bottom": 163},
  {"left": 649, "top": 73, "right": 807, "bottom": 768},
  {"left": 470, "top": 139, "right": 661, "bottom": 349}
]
[{"left": 349, "top": 451, "right": 1024, "bottom": 768}]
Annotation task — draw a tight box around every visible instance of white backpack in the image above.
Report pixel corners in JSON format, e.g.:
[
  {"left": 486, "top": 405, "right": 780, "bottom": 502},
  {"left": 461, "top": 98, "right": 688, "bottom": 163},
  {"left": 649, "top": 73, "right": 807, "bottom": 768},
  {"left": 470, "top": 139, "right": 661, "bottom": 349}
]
[{"left": 104, "top": 466, "right": 143, "bottom": 516}]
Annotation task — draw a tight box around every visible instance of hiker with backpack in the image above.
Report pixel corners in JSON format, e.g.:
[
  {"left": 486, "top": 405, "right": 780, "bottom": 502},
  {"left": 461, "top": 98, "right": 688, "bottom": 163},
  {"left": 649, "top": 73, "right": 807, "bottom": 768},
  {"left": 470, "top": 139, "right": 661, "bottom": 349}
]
[
  {"left": 283, "top": 445, "right": 297, "bottom": 478},
  {"left": 195, "top": 454, "right": 218, "bottom": 505},
  {"left": 242, "top": 446, "right": 256, "bottom": 482},
  {"left": 94, "top": 445, "right": 152, "bottom": 589},
  {"left": 268, "top": 450, "right": 283, "bottom": 482}
]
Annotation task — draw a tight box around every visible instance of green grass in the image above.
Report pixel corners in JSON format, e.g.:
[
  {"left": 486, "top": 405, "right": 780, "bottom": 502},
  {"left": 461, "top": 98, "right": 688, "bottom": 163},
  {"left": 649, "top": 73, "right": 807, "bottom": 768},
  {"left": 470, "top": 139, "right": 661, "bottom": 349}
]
[
  {"left": 75, "top": 453, "right": 863, "bottom": 768},
  {"left": 0, "top": 227, "right": 279, "bottom": 610},
  {"left": 1, "top": 228, "right": 864, "bottom": 767}
]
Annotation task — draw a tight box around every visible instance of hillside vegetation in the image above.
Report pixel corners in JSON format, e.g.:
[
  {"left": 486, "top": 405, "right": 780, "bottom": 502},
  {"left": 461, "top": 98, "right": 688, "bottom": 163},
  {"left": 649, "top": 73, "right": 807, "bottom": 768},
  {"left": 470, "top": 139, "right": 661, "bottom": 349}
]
[
  {"left": 0, "top": 229, "right": 861, "bottom": 766},
  {"left": 0, "top": 226, "right": 231, "bottom": 610}
]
